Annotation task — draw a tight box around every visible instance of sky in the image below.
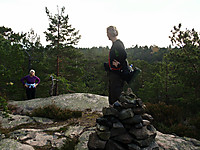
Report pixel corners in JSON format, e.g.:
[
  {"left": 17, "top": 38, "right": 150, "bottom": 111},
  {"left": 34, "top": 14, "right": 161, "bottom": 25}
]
[{"left": 1, "top": 0, "right": 200, "bottom": 48}]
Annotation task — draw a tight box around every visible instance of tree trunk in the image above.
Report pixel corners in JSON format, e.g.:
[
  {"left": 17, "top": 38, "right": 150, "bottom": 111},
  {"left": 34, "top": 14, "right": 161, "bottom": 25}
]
[{"left": 55, "top": 55, "right": 59, "bottom": 96}]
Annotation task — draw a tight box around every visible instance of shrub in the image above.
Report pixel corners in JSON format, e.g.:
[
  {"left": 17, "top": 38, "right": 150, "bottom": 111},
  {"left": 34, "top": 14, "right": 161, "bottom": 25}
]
[
  {"left": 187, "top": 114, "right": 200, "bottom": 140},
  {"left": 0, "top": 96, "right": 8, "bottom": 117},
  {"left": 145, "top": 102, "right": 200, "bottom": 140},
  {"left": 145, "top": 102, "right": 184, "bottom": 126},
  {"left": 171, "top": 123, "right": 198, "bottom": 138},
  {"left": 29, "top": 104, "right": 82, "bottom": 121},
  {"left": 189, "top": 114, "right": 200, "bottom": 129}
]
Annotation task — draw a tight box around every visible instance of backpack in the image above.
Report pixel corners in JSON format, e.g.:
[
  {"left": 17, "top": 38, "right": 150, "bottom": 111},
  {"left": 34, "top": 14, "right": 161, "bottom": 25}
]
[{"left": 120, "top": 60, "right": 141, "bottom": 84}]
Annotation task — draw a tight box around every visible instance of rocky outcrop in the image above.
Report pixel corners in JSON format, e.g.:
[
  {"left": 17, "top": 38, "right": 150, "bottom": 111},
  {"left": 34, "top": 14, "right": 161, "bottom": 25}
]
[
  {"left": 156, "top": 131, "right": 200, "bottom": 150},
  {"left": 0, "top": 114, "right": 53, "bottom": 129},
  {"left": 9, "top": 128, "right": 66, "bottom": 148},
  {"left": 0, "top": 93, "right": 200, "bottom": 150},
  {"left": 8, "top": 93, "right": 109, "bottom": 114},
  {"left": 0, "top": 138, "right": 34, "bottom": 150}
]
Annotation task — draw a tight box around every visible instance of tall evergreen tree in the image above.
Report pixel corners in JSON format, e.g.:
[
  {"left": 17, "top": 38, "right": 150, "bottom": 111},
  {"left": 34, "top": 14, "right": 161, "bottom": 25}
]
[
  {"left": 44, "top": 6, "right": 81, "bottom": 95},
  {"left": 44, "top": 6, "right": 81, "bottom": 48}
]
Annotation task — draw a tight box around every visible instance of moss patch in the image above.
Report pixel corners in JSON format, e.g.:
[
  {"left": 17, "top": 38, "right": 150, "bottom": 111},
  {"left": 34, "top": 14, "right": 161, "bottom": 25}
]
[{"left": 29, "top": 104, "right": 82, "bottom": 121}]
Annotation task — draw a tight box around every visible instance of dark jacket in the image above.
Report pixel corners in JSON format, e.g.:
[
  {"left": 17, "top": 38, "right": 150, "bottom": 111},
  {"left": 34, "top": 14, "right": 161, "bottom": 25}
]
[{"left": 109, "top": 39, "right": 127, "bottom": 71}]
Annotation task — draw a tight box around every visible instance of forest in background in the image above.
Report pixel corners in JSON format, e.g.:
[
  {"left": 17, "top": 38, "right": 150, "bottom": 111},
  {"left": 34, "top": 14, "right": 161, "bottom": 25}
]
[{"left": 0, "top": 6, "right": 200, "bottom": 140}]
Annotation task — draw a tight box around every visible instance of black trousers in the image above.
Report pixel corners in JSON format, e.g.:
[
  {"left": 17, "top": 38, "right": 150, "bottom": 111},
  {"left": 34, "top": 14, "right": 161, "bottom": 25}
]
[
  {"left": 26, "top": 88, "right": 36, "bottom": 100},
  {"left": 108, "top": 71, "right": 124, "bottom": 105}
]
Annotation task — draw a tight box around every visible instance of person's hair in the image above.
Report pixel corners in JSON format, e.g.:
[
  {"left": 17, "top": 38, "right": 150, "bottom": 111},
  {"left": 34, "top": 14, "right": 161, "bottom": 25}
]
[
  {"left": 107, "top": 26, "right": 118, "bottom": 37},
  {"left": 30, "top": 69, "right": 35, "bottom": 74}
]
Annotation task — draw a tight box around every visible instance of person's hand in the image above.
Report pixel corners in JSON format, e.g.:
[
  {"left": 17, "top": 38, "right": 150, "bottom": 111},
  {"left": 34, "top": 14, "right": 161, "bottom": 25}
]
[
  {"left": 113, "top": 59, "right": 120, "bottom": 67},
  {"left": 34, "top": 84, "right": 38, "bottom": 88},
  {"left": 25, "top": 84, "right": 28, "bottom": 88}
]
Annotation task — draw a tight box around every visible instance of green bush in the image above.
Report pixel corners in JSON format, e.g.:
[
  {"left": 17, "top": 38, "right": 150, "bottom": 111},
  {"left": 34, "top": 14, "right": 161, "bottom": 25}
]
[
  {"left": 0, "top": 96, "right": 8, "bottom": 117},
  {"left": 145, "top": 102, "right": 184, "bottom": 126},
  {"left": 171, "top": 123, "right": 198, "bottom": 138},
  {"left": 189, "top": 114, "right": 200, "bottom": 129},
  {"left": 29, "top": 104, "right": 82, "bottom": 121},
  {"left": 145, "top": 102, "right": 200, "bottom": 140}
]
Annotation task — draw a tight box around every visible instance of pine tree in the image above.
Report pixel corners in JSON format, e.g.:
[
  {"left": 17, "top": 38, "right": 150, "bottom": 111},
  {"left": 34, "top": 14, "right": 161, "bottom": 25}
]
[
  {"left": 44, "top": 6, "right": 81, "bottom": 95},
  {"left": 44, "top": 6, "right": 81, "bottom": 48}
]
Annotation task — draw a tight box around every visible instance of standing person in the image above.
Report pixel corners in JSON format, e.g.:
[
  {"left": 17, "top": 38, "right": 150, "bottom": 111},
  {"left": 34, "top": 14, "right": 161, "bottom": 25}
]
[
  {"left": 105, "top": 26, "right": 128, "bottom": 105},
  {"left": 21, "top": 69, "right": 40, "bottom": 100}
]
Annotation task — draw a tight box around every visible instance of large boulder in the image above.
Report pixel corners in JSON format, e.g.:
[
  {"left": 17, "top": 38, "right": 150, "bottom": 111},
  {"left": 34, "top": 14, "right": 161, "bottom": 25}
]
[{"left": 8, "top": 93, "right": 109, "bottom": 113}]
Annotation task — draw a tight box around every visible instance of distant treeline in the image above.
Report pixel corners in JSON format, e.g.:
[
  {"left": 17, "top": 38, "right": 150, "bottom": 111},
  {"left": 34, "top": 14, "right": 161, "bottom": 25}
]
[{"left": 79, "top": 45, "right": 170, "bottom": 63}]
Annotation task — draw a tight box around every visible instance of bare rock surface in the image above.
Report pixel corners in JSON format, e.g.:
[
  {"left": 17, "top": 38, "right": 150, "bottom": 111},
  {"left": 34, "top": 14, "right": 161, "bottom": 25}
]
[
  {"left": 0, "top": 114, "right": 34, "bottom": 128},
  {"left": 9, "top": 128, "right": 66, "bottom": 148},
  {"left": 0, "top": 138, "right": 34, "bottom": 150},
  {"left": 156, "top": 131, "right": 200, "bottom": 150},
  {"left": 8, "top": 93, "right": 109, "bottom": 113},
  {"left": 64, "top": 125, "right": 85, "bottom": 138},
  {"left": 0, "top": 113, "right": 53, "bottom": 129},
  {"left": 75, "top": 127, "right": 96, "bottom": 150}
]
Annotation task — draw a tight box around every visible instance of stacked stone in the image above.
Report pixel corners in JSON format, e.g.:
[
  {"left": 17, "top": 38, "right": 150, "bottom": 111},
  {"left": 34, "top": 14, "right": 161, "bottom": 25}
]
[{"left": 88, "top": 92, "right": 159, "bottom": 150}]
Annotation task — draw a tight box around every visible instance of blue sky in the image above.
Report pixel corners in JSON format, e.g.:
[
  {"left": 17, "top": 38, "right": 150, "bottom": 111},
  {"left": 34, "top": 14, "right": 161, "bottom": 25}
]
[{"left": 1, "top": 0, "right": 200, "bottom": 48}]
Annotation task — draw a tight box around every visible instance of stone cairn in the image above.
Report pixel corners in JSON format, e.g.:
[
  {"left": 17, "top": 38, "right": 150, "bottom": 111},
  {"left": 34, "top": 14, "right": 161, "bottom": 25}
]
[{"left": 88, "top": 90, "right": 159, "bottom": 150}]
